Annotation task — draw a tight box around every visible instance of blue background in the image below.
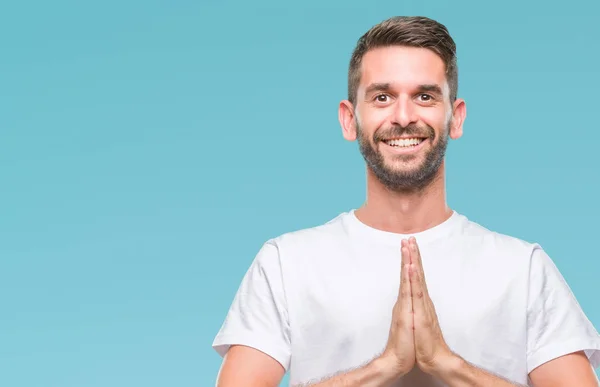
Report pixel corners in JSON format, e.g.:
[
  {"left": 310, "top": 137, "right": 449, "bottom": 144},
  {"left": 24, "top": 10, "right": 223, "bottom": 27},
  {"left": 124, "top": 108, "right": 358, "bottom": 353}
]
[{"left": 1, "top": 1, "right": 599, "bottom": 386}]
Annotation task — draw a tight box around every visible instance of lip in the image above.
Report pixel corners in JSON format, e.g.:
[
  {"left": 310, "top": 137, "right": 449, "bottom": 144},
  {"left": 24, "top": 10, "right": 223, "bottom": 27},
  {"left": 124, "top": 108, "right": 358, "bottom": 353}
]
[{"left": 381, "top": 138, "right": 429, "bottom": 154}]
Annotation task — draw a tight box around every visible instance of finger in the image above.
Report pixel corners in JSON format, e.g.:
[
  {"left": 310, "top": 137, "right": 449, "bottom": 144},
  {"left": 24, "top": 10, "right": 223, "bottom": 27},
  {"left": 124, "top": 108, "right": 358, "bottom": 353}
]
[
  {"left": 399, "top": 240, "right": 407, "bottom": 297},
  {"left": 408, "top": 238, "right": 428, "bottom": 318},
  {"left": 409, "top": 238, "right": 439, "bottom": 321},
  {"left": 399, "top": 241, "right": 413, "bottom": 313},
  {"left": 409, "top": 260, "right": 426, "bottom": 317},
  {"left": 409, "top": 237, "right": 429, "bottom": 297}
]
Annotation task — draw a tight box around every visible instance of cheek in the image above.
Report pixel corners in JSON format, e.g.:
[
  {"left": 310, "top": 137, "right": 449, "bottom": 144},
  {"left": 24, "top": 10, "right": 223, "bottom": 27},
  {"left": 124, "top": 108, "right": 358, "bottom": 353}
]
[
  {"left": 357, "top": 107, "right": 390, "bottom": 132},
  {"left": 419, "top": 109, "right": 448, "bottom": 133}
]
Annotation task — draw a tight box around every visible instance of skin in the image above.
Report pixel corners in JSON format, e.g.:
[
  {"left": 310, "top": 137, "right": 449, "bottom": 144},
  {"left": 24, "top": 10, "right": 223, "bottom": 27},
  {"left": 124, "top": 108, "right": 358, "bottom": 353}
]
[
  {"left": 338, "top": 46, "right": 462, "bottom": 235},
  {"left": 215, "top": 45, "right": 600, "bottom": 386}
]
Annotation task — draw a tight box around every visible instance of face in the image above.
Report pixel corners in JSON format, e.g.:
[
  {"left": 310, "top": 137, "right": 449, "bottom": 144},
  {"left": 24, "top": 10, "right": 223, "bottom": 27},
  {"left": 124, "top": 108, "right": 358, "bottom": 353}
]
[{"left": 340, "top": 46, "right": 465, "bottom": 192}]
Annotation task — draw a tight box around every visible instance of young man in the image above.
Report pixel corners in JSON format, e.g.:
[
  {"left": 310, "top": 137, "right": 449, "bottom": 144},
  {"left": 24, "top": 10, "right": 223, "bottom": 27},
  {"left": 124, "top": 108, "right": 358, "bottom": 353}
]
[{"left": 212, "top": 16, "right": 600, "bottom": 386}]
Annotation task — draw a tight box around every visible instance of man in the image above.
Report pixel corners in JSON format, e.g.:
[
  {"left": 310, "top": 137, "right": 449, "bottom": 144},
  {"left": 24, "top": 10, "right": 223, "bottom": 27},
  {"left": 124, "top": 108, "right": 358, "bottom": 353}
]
[{"left": 212, "top": 16, "right": 600, "bottom": 386}]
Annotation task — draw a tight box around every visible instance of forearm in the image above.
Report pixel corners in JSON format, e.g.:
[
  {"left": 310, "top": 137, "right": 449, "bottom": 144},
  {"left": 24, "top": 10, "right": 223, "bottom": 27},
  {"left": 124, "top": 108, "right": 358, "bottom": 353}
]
[
  {"left": 295, "top": 356, "right": 400, "bottom": 387},
  {"left": 432, "top": 354, "right": 526, "bottom": 387}
]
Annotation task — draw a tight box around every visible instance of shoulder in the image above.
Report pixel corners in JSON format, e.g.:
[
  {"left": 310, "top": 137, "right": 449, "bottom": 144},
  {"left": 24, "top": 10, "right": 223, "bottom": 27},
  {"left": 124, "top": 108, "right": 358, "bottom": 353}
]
[
  {"left": 253, "top": 210, "right": 354, "bottom": 266},
  {"left": 457, "top": 213, "right": 544, "bottom": 264},
  {"left": 267, "top": 211, "right": 352, "bottom": 249}
]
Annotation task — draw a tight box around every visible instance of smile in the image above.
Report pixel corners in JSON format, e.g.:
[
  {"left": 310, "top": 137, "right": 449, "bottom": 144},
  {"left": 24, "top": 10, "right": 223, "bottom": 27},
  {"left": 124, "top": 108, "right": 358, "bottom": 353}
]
[
  {"left": 383, "top": 137, "right": 426, "bottom": 148},
  {"left": 381, "top": 137, "right": 428, "bottom": 154}
]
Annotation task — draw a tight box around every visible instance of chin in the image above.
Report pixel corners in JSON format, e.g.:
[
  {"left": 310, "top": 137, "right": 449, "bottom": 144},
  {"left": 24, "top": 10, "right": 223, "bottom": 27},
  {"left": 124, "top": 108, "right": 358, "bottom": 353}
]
[{"left": 384, "top": 155, "right": 424, "bottom": 168}]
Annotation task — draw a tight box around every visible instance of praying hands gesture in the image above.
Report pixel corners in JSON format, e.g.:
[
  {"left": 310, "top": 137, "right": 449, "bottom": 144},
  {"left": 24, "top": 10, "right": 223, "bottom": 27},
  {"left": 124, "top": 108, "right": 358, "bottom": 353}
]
[
  {"left": 305, "top": 237, "right": 525, "bottom": 386},
  {"left": 381, "top": 237, "right": 454, "bottom": 377},
  {"left": 378, "top": 237, "right": 522, "bottom": 386}
]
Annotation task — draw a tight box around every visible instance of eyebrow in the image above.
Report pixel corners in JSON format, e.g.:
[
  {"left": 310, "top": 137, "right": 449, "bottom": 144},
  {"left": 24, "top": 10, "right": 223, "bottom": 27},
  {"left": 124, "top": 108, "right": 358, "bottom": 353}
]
[
  {"left": 364, "top": 83, "right": 392, "bottom": 96},
  {"left": 417, "top": 84, "right": 444, "bottom": 96}
]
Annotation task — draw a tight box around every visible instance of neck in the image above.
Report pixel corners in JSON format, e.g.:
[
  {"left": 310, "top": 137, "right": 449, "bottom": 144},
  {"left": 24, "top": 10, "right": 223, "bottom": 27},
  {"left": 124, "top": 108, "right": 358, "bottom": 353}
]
[{"left": 354, "top": 161, "right": 453, "bottom": 234}]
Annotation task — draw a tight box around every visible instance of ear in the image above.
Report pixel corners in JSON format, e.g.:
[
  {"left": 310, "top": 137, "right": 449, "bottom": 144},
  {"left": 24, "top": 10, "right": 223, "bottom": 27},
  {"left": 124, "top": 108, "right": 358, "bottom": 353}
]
[
  {"left": 339, "top": 100, "right": 357, "bottom": 141},
  {"left": 449, "top": 98, "right": 466, "bottom": 140}
]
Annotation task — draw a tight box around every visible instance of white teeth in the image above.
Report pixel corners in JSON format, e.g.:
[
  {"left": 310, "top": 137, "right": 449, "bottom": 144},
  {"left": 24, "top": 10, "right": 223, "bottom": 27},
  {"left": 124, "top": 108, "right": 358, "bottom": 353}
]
[{"left": 386, "top": 138, "right": 424, "bottom": 147}]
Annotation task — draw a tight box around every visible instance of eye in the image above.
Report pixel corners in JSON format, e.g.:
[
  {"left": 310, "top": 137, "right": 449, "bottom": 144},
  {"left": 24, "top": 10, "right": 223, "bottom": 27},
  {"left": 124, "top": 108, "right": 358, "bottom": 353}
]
[
  {"left": 374, "top": 94, "right": 390, "bottom": 103},
  {"left": 417, "top": 94, "right": 434, "bottom": 102}
]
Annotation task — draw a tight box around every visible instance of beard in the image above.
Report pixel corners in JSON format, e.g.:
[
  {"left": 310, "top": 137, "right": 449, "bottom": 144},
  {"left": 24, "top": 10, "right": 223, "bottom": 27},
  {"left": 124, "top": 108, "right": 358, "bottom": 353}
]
[{"left": 356, "top": 120, "right": 450, "bottom": 193}]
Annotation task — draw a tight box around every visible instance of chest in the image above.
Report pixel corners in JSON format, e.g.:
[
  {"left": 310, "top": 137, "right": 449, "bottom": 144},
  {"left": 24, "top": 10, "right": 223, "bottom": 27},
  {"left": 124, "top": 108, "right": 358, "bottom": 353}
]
[{"left": 286, "top": 242, "right": 529, "bottom": 385}]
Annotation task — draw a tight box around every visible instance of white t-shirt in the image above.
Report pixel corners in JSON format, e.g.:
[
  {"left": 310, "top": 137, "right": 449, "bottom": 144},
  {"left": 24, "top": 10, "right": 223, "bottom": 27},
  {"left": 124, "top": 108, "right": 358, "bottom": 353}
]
[{"left": 212, "top": 210, "right": 600, "bottom": 386}]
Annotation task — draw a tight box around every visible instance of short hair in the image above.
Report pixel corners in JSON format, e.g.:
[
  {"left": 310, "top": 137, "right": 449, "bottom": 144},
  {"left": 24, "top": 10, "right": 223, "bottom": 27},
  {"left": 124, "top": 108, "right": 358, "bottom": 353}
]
[{"left": 348, "top": 16, "right": 458, "bottom": 105}]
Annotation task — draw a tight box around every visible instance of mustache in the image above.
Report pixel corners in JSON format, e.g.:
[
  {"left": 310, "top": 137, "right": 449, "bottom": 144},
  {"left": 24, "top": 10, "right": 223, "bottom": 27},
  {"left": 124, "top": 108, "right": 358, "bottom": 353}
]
[{"left": 373, "top": 124, "right": 435, "bottom": 141}]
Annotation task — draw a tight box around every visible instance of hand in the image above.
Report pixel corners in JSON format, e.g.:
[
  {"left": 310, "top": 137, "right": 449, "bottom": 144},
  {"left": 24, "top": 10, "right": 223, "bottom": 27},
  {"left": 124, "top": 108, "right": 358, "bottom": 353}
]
[
  {"left": 380, "top": 239, "right": 415, "bottom": 377},
  {"left": 407, "top": 237, "right": 455, "bottom": 375}
]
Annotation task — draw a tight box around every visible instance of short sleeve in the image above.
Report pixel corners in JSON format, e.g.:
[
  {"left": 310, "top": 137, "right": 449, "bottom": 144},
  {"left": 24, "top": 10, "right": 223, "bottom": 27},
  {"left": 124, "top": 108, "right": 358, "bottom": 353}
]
[
  {"left": 526, "top": 244, "right": 600, "bottom": 373},
  {"left": 212, "top": 241, "right": 291, "bottom": 370}
]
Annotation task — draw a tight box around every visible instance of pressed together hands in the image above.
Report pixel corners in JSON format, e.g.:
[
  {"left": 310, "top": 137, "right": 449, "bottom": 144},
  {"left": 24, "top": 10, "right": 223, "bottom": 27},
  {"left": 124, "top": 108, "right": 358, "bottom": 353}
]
[
  {"left": 218, "top": 238, "right": 591, "bottom": 386},
  {"left": 380, "top": 237, "right": 456, "bottom": 379},
  {"left": 305, "top": 237, "right": 524, "bottom": 386}
]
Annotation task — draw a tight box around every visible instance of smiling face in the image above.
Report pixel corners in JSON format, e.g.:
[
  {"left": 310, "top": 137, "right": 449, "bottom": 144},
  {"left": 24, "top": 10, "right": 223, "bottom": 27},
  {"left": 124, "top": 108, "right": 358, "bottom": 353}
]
[{"left": 340, "top": 45, "right": 466, "bottom": 192}]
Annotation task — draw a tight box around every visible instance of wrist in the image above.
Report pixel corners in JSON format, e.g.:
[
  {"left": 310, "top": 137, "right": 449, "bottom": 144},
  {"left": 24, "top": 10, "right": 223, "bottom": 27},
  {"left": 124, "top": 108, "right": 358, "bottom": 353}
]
[
  {"left": 373, "top": 354, "right": 408, "bottom": 382},
  {"left": 428, "top": 352, "right": 465, "bottom": 380}
]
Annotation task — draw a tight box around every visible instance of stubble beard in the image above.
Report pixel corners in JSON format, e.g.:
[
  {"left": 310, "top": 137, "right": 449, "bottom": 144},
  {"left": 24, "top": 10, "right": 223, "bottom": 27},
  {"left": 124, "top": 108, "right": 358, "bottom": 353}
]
[{"left": 356, "top": 120, "right": 450, "bottom": 194}]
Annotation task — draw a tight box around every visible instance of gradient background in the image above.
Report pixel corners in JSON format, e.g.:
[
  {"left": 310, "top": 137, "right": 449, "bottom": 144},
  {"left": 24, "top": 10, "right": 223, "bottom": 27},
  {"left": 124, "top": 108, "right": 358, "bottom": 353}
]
[{"left": 1, "top": 1, "right": 599, "bottom": 386}]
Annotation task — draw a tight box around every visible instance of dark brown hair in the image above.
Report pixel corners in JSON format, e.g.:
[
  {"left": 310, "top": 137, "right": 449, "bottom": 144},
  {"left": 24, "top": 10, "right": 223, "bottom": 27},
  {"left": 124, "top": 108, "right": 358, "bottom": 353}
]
[{"left": 348, "top": 16, "right": 458, "bottom": 105}]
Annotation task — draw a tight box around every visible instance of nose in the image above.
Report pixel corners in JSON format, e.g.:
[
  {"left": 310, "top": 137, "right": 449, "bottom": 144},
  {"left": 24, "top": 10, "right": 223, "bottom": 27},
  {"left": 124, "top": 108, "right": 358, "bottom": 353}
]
[{"left": 391, "top": 96, "right": 418, "bottom": 128}]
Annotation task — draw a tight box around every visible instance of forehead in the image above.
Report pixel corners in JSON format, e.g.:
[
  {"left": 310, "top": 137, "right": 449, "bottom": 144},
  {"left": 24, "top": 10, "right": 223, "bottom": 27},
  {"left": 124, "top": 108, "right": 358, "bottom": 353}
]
[{"left": 358, "top": 46, "right": 448, "bottom": 94}]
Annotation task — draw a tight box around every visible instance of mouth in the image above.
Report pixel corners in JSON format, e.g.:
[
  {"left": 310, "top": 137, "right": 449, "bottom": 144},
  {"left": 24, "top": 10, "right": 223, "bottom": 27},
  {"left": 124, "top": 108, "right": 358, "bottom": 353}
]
[{"left": 382, "top": 137, "right": 427, "bottom": 149}]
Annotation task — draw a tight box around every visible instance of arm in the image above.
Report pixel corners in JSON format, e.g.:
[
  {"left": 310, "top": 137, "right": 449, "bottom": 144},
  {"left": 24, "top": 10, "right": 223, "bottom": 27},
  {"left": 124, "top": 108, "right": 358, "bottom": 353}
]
[
  {"left": 216, "top": 346, "right": 403, "bottom": 387},
  {"left": 213, "top": 242, "right": 412, "bottom": 387},
  {"left": 528, "top": 351, "right": 599, "bottom": 387},
  {"left": 407, "top": 239, "right": 600, "bottom": 387},
  {"left": 216, "top": 345, "right": 285, "bottom": 387},
  {"left": 296, "top": 243, "right": 417, "bottom": 386},
  {"left": 212, "top": 243, "right": 292, "bottom": 386},
  {"left": 524, "top": 246, "right": 600, "bottom": 386},
  {"left": 430, "top": 353, "right": 526, "bottom": 387},
  {"left": 429, "top": 350, "right": 599, "bottom": 387},
  {"left": 293, "top": 356, "right": 400, "bottom": 387},
  {"left": 407, "top": 238, "right": 525, "bottom": 386}
]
